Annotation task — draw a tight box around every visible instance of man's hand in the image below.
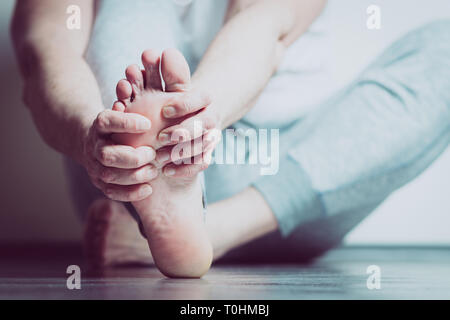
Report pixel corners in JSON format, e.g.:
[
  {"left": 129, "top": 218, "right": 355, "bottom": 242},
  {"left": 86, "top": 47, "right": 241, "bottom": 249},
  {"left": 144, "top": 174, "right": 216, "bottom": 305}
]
[
  {"left": 156, "top": 104, "right": 222, "bottom": 178},
  {"left": 81, "top": 109, "right": 158, "bottom": 201}
]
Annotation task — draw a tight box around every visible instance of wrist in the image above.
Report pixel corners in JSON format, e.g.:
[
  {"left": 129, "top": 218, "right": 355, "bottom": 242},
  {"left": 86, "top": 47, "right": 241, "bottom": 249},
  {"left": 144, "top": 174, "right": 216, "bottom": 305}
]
[{"left": 74, "top": 113, "right": 96, "bottom": 165}]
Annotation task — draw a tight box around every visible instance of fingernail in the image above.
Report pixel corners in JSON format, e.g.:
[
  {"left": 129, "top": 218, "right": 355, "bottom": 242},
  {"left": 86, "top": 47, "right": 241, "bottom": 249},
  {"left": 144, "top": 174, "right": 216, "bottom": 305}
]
[
  {"left": 159, "top": 132, "right": 170, "bottom": 143},
  {"left": 172, "top": 129, "right": 187, "bottom": 142},
  {"left": 148, "top": 167, "right": 158, "bottom": 180},
  {"left": 145, "top": 167, "right": 153, "bottom": 179},
  {"left": 164, "top": 168, "right": 176, "bottom": 176},
  {"left": 138, "top": 119, "right": 151, "bottom": 130},
  {"left": 146, "top": 147, "right": 156, "bottom": 161},
  {"left": 140, "top": 184, "right": 152, "bottom": 197},
  {"left": 162, "top": 106, "right": 176, "bottom": 118}
]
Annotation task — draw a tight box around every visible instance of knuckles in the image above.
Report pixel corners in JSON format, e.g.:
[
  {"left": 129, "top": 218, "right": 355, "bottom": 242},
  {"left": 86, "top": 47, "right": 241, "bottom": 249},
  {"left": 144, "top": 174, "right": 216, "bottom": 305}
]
[
  {"left": 132, "top": 169, "right": 144, "bottom": 182},
  {"left": 181, "top": 94, "right": 192, "bottom": 113},
  {"left": 95, "top": 111, "right": 111, "bottom": 131},
  {"left": 98, "top": 148, "right": 115, "bottom": 166},
  {"left": 99, "top": 167, "right": 114, "bottom": 183},
  {"left": 130, "top": 155, "right": 141, "bottom": 168},
  {"left": 123, "top": 117, "right": 136, "bottom": 131}
]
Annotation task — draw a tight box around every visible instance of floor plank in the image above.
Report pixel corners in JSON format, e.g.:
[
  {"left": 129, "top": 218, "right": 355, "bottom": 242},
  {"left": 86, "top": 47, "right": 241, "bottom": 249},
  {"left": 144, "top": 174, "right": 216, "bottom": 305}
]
[{"left": 1, "top": 245, "right": 449, "bottom": 299}]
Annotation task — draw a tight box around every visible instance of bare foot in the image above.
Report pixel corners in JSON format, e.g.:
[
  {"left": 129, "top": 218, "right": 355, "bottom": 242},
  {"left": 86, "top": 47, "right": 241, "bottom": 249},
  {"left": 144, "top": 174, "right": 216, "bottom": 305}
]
[
  {"left": 84, "top": 196, "right": 232, "bottom": 269},
  {"left": 112, "top": 49, "right": 213, "bottom": 278},
  {"left": 84, "top": 198, "right": 154, "bottom": 268}
]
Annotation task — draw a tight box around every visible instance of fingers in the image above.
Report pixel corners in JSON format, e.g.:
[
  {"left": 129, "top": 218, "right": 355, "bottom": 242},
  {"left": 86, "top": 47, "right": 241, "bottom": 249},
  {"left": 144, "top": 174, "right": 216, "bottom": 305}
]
[
  {"left": 92, "top": 179, "right": 153, "bottom": 202},
  {"left": 94, "top": 109, "right": 151, "bottom": 134},
  {"left": 162, "top": 152, "right": 213, "bottom": 178},
  {"left": 156, "top": 131, "right": 219, "bottom": 165},
  {"left": 97, "top": 164, "right": 158, "bottom": 186},
  {"left": 161, "top": 90, "right": 211, "bottom": 119},
  {"left": 88, "top": 143, "right": 158, "bottom": 201},
  {"left": 159, "top": 128, "right": 219, "bottom": 178},
  {"left": 94, "top": 141, "right": 156, "bottom": 169},
  {"left": 159, "top": 112, "right": 219, "bottom": 146}
]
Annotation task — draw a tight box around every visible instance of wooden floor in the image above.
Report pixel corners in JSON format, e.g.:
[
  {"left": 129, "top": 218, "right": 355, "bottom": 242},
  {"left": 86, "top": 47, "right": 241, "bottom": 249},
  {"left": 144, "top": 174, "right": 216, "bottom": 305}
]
[{"left": 1, "top": 245, "right": 449, "bottom": 299}]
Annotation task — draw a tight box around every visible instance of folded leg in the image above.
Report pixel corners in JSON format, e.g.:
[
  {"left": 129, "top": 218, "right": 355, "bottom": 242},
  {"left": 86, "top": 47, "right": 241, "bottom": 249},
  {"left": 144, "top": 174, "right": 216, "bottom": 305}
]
[{"left": 221, "top": 20, "right": 450, "bottom": 262}]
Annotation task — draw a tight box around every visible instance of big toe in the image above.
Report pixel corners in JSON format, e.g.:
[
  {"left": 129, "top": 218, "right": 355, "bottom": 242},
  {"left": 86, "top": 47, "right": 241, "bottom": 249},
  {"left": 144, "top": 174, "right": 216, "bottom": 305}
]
[
  {"left": 161, "top": 48, "right": 191, "bottom": 92},
  {"left": 142, "top": 49, "right": 163, "bottom": 91}
]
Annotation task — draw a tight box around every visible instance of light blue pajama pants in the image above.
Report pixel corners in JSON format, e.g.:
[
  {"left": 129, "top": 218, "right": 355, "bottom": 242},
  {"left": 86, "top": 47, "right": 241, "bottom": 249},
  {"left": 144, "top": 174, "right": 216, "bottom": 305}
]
[
  {"left": 204, "top": 19, "right": 450, "bottom": 262},
  {"left": 65, "top": 0, "right": 450, "bottom": 262}
]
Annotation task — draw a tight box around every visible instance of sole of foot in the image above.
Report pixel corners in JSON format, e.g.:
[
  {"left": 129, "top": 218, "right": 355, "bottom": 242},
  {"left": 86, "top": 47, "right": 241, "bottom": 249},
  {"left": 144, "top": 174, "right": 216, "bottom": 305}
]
[{"left": 112, "top": 49, "right": 213, "bottom": 278}]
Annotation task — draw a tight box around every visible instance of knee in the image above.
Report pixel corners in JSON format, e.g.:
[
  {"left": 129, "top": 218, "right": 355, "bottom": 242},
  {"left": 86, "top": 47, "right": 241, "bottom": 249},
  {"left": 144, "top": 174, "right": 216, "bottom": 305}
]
[
  {"left": 405, "top": 19, "right": 450, "bottom": 72},
  {"left": 376, "top": 19, "right": 450, "bottom": 71},
  {"left": 365, "top": 20, "right": 450, "bottom": 119}
]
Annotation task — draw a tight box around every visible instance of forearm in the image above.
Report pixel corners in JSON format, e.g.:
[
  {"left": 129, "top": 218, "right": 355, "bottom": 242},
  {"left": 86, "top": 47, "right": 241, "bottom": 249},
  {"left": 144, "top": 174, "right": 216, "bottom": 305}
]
[
  {"left": 11, "top": 0, "right": 99, "bottom": 162},
  {"left": 192, "top": 0, "right": 326, "bottom": 128},
  {"left": 20, "top": 52, "right": 103, "bottom": 162}
]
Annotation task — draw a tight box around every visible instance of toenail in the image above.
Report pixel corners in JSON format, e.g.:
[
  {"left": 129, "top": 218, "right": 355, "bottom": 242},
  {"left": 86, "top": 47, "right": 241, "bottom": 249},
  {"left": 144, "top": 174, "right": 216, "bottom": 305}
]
[
  {"left": 164, "top": 168, "right": 176, "bottom": 176},
  {"left": 162, "top": 106, "right": 176, "bottom": 118}
]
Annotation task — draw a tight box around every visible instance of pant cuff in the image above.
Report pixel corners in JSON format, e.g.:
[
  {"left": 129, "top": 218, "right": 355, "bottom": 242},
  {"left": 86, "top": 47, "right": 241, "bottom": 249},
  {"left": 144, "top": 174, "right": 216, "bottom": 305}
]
[{"left": 253, "top": 155, "right": 326, "bottom": 237}]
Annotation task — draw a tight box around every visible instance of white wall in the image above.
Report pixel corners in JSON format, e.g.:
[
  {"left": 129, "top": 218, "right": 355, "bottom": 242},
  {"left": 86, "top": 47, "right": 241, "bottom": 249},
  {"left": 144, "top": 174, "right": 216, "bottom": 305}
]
[
  {"left": 0, "top": 0, "right": 448, "bottom": 245},
  {"left": 345, "top": 148, "right": 450, "bottom": 245}
]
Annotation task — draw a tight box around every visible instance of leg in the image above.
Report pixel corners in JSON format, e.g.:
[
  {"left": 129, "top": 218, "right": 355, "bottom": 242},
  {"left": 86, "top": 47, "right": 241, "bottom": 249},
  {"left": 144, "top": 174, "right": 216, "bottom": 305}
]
[
  {"left": 84, "top": 199, "right": 154, "bottom": 267},
  {"left": 196, "top": 19, "right": 449, "bottom": 263},
  {"left": 87, "top": 19, "right": 450, "bottom": 266},
  {"left": 244, "top": 19, "right": 450, "bottom": 260}
]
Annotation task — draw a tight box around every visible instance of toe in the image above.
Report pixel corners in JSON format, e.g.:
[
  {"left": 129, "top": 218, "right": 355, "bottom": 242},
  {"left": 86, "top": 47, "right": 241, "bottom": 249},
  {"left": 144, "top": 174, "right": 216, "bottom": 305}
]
[
  {"left": 116, "top": 79, "right": 133, "bottom": 105},
  {"left": 125, "top": 64, "right": 145, "bottom": 96},
  {"left": 142, "top": 49, "right": 163, "bottom": 90},
  {"left": 161, "top": 48, "right": 191, "bottom": 92},
  {"left": 112, "top": 101, "right": 126, "bottom": 112}
]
